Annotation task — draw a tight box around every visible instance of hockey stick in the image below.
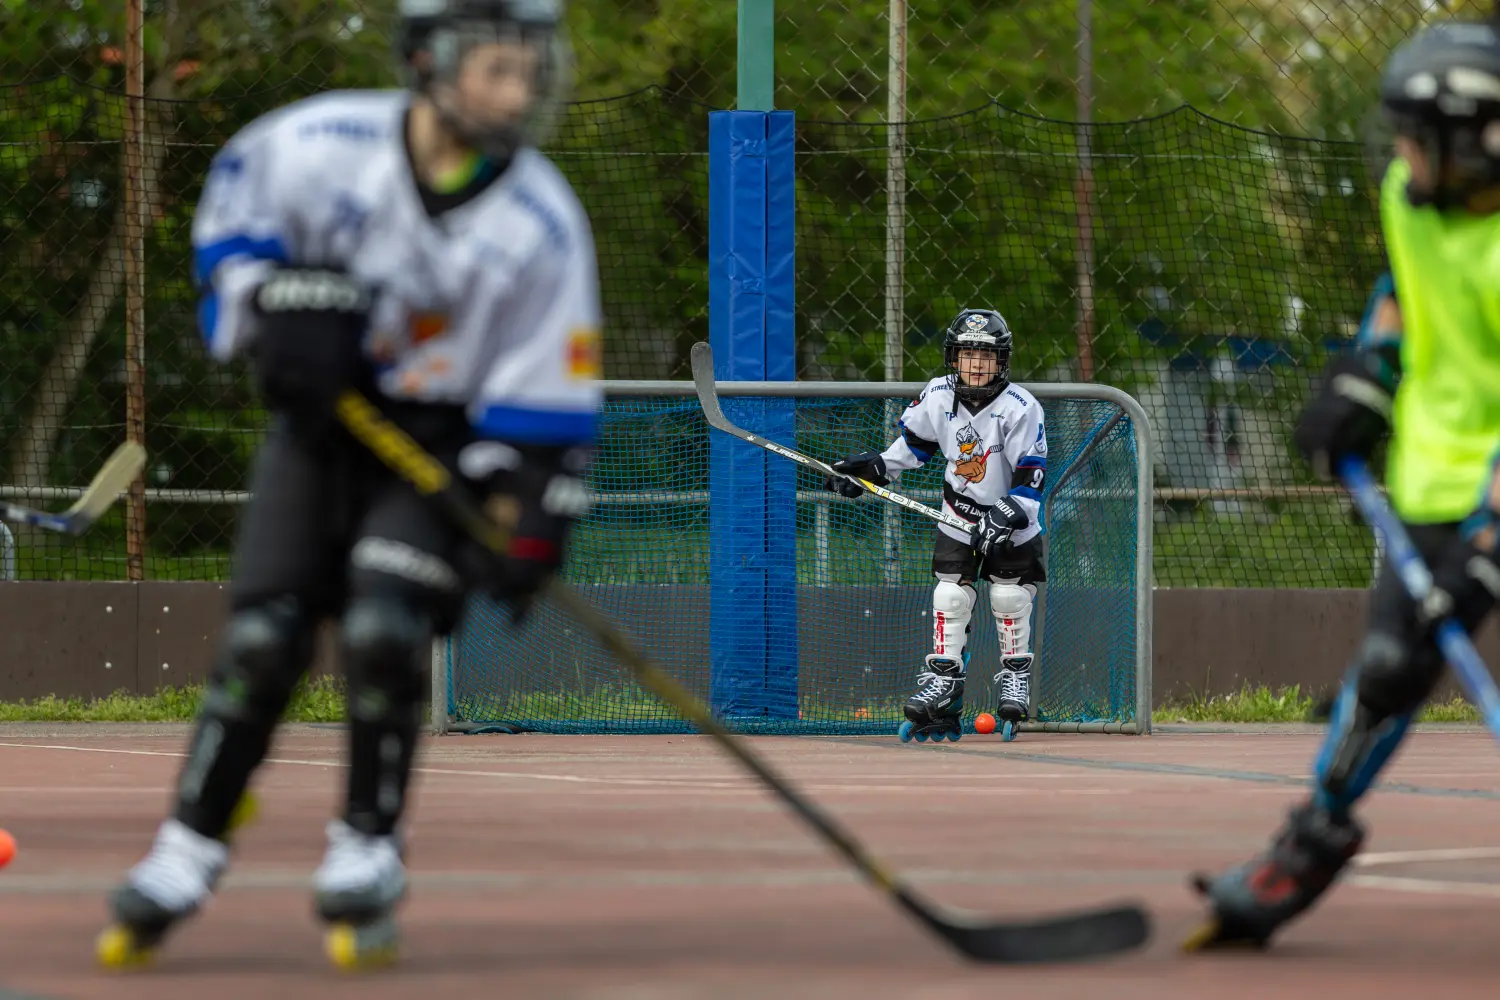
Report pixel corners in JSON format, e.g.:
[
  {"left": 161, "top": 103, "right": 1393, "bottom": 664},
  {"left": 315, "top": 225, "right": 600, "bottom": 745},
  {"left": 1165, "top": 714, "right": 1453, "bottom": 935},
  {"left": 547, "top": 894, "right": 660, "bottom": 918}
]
[
  {"left": 0, "top": 441, "right": 146, "bottom": 535},
  {"left": 1339, "top": 456, "right": 1500, "bottom": 743},
  {"left": 332, "top": 388, "right": 1150, "bottom": 963},
  {"left": 690, "top": 342, "right": 972, "bottom": 533}
]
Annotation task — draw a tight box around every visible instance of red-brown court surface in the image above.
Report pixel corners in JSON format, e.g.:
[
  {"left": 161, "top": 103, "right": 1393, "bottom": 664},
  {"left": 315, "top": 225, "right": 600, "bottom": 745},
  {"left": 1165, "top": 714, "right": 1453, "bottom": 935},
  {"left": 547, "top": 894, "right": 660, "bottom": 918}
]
[{"left": 2, "top": 723, "right": 1500, "bottom": 1000}]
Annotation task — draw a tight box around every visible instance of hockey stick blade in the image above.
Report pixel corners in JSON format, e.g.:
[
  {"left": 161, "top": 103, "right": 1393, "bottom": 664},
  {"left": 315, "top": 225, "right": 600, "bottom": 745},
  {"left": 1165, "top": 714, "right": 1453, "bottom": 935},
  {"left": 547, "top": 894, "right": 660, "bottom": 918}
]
[
  {"left": 332, "top": 388, "right": 1151, "bottom": 964},
  {"left": 689, "top": 342, "right": 971, "bottom": 532},
  {"left": 0, "top": 441, "right": 145, "bottom": 534}
]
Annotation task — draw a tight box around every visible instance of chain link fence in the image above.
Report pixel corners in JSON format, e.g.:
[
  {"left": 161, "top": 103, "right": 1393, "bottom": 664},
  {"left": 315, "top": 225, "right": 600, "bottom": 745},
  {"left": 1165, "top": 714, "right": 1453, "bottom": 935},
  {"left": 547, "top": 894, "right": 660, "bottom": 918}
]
[{"left": 0, "top": 0, "right": 1484, "bottom": 585}]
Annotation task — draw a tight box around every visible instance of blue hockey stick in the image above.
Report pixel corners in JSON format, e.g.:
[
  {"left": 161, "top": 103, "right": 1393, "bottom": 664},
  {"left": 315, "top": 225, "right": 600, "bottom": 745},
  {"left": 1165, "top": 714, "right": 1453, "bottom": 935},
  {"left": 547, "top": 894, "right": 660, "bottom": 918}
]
[{"left": 1338, "top": 456, "right": 1500, "bottom": 743}]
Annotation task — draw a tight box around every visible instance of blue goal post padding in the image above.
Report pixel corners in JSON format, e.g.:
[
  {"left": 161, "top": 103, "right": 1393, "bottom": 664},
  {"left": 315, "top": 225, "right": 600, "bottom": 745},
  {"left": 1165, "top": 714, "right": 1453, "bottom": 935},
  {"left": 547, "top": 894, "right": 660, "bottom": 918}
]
[{"left": 707, "top": 109, "right": 798, "bottom": 720}]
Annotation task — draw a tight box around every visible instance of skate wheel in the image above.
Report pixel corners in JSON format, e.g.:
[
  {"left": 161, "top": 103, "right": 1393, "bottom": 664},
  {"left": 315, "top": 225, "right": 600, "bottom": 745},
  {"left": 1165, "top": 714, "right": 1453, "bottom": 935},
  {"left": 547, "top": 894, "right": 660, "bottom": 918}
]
[
  {"left": 227, "top": 791, "right": 259, "bottom": 834},
  {"left": 1180, "top": 917, "right": 1223, "bottom": 953},
  {"left": 948, "top": 729, "right": 961, "bottom": 743},
  {"left": 1001, "top": 720, "right": 1017, "bottom": 742},
  {"left": 914, "top": 730, "right": 929, "bottom": 743},
  {"left": 96, "top": 924, "right": 155, "bottom": 969},
  {"left": 1179, "top": 915, "right": 1269, "bottom": 953},
  {"left": 897, "top": 721, "right": 915, "bottom": 743},
  {"left": 326, "top": 919, "right": 399, "bottom": 971}
]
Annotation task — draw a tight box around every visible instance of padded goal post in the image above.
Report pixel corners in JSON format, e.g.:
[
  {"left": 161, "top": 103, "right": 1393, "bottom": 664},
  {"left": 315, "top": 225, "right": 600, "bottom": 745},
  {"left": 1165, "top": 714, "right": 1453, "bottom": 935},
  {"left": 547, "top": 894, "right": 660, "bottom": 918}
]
[{"left": 431, "top": 380, "right": 1152, "bottom": 737}]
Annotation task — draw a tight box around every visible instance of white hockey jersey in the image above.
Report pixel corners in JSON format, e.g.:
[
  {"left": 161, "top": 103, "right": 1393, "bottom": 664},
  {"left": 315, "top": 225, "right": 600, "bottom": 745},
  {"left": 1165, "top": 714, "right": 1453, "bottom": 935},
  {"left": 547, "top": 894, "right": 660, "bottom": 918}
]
[
  {"left": 879, "top": 376, "right": 1048, "bottom": 545},
  {"left": 192, "top": 89, "right": 602, "bottom": 446}
]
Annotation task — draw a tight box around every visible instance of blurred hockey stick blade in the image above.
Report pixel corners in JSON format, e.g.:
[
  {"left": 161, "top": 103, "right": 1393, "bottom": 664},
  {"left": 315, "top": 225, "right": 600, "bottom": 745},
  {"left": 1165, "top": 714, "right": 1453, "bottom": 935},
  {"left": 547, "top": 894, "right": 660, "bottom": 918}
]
[
  {"left": 1339, "top": 456, "right": 1500, "bottom": 744},
  {"left": 332, "top": 388, "right": 1150, "bottom": 963},
  {"left": 0, "top": 441, "right": 146, "bottom": 535},
  {"left": 690, "top": 342, "right": 972, "bottom": 533}
]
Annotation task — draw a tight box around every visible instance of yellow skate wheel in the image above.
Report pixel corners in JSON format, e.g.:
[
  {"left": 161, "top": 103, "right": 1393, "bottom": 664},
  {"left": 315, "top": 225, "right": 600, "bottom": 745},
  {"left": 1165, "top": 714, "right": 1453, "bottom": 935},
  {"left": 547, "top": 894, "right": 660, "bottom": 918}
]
[
  {"left": 325, "top": 920, "right": 399, "bottom": 971},
  {"left": 96, "top": 924, "right": 156, "bottom": 969},
  {"left": 1179, "top": 917, "right": 1222, "bottom": 953},
  {"left": 227, "top": 791, "right": 259, "bottom": 834}
]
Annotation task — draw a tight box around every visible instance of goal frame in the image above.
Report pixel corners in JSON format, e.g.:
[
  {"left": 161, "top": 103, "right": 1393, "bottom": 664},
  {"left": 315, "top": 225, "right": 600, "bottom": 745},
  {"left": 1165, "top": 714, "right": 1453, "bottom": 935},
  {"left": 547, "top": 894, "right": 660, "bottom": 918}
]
[{"left": 431, "top": 379, "right": 1154, "bottom": 736}]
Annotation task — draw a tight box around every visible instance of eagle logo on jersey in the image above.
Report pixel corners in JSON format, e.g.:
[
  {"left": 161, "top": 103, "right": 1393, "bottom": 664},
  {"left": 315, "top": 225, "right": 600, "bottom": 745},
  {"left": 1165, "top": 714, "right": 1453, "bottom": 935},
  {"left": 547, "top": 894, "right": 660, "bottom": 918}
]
[{"left": 953, "top": 422, "right": 988, "bottom": 483}]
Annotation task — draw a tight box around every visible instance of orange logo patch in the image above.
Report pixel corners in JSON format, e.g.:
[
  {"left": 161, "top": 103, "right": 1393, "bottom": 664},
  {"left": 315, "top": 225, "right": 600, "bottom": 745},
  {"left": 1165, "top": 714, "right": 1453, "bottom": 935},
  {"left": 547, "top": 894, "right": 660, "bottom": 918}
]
[
  {"left": 568, "top": 328, "right": 601, "bottom": 379},
  {"left": 410, "top": 312, "right": 448, "bottom": 344}
]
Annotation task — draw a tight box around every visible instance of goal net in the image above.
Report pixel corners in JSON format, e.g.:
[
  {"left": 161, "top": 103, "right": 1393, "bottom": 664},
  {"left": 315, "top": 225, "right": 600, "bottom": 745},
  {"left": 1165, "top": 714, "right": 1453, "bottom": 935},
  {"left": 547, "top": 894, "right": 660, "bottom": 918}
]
[{"left": 436, "top": 383, "right": 1150, "bottom": 736}]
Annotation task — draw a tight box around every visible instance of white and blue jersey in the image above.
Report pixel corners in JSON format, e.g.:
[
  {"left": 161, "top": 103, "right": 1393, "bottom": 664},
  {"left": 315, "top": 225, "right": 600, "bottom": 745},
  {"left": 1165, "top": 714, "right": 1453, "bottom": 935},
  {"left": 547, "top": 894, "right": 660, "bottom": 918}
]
[
  {"left": 192, "top": 89, "right": 602, "bottom": 446},
  {"left": 879, "top": 376, "right": 1048, "bottom": 546}
]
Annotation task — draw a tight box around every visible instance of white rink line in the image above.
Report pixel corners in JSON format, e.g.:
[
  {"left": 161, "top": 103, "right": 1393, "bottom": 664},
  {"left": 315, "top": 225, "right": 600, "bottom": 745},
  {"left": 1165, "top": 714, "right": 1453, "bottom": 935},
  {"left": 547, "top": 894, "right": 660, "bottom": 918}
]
[
  {"left": 1355, "top": 846, "right": 1500, "bottom": 867},
  {"left": 0, "top": 742, "right": 1127, "bottom": 795},
  {"left": 1348, "top": 874, "right": 1500, "bottom": 899}
]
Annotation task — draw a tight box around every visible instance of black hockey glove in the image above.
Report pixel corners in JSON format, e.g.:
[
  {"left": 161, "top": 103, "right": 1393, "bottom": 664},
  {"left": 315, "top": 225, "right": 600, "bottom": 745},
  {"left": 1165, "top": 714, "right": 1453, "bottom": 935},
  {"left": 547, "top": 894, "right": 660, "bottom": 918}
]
[
  {"left": 1293, "top": 346, "right": 1399, "bottom": 481},
  {"left": 1417, "top": 518, "right": 1500, "bottom": 629},
  {"left": 457, "top": 441, "right": 592, "bottom": 623},
  {"left": 248, "top": 266, "right": 373, "bottom": 420},
  {"left": 825, "top": 452, "right": 888, "bottom": 499},
  {"left": 972, "top": 496, "right": 1028, "bottom": 560}
]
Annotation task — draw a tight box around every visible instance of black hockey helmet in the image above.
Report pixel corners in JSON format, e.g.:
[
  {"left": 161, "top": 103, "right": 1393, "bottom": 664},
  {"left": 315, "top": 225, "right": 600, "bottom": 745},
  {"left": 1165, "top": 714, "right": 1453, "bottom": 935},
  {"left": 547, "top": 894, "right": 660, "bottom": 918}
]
[
  {"left": 1379, "top": 19, "right": 1500, "bottom": 209},
  {"left": 943, "top": 308, "right": 1012, "bottom": 405},
  {"left": 398, "top": 0, "right": 572, "bottom": 162}
]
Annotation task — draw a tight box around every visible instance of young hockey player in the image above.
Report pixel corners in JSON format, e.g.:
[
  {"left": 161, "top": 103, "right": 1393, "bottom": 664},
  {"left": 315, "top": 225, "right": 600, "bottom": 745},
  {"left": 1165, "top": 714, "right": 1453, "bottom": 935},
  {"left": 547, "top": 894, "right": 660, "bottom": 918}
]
[
  {"left": 825, "top": 308, "right": 1047, "bottom": 743},
  {"left": 1186, "top": 18, "right": 1500, "bottom": 949},
  {"left": 96, "top": 0, "right": 600, "bottom": 970}
]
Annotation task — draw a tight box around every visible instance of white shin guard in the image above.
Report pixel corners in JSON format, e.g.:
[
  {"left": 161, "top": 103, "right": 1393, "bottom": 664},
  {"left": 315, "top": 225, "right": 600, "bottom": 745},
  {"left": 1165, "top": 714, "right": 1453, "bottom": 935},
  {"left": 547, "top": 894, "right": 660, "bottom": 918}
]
[
  {"left": 990, "top": 580, "right": 1036, "bottom": 658},
  {"left": 930, "top": 578, "right": 977, "bottom": 666}
]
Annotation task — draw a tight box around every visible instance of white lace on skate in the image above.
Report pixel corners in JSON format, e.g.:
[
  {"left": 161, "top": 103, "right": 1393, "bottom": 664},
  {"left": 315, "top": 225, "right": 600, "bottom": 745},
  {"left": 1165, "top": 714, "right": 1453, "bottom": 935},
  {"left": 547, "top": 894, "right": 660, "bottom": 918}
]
[
  {"left": 314, "top": 820, "right": 404, "bottom": 896},
  {"left": 913, "top": 663, "right": 961, "bottom": 709},
  {"left": 995, "top": 668, "right": 1030, "bottom": 707},
  {"left": 125, "top": 818, "right": 228, "bottom": 912}
]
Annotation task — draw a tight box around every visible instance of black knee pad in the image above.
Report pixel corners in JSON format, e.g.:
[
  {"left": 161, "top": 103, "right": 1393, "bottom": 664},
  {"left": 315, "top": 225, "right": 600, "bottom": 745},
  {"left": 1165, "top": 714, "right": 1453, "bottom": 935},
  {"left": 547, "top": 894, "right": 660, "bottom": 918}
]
[
  {"left": 203, "top": 598, "right": 316, "bottom": 722},
  {"left": 341, "top": 597, "right": 430, "bottom": 720},
  {"left": 1351, "top": 630, "right": 1444, "bottom": 718}
]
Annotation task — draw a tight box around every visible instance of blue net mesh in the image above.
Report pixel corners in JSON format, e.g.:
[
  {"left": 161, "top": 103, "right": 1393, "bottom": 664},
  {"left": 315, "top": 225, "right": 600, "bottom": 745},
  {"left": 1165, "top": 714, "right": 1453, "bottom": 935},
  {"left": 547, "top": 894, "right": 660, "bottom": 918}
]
[{"left": 447, "top": 391, "right": 1140, "bottom": 734}]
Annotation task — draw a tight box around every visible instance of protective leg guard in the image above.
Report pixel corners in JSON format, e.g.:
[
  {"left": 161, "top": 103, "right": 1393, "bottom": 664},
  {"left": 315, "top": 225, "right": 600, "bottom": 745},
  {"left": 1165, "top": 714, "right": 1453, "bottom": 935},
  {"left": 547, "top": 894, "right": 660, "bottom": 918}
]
[
  {"left": 931, "top": 578, "right": 976, "bottom": 664},
  {"left": 1184, "top": 799, "right": 1364, "bottom": 951},
  {"left": 174, "top": 598, "right": 315, "bottom": 839},
  {"left": 1314, "top": 634, "right": 1424, "bottom": 817},
  {"left": 989, "top": 580, "right": 1035, "bottom": 657},
  {"left": 341, "top": 597, "right": 429, "bottom": 838}
]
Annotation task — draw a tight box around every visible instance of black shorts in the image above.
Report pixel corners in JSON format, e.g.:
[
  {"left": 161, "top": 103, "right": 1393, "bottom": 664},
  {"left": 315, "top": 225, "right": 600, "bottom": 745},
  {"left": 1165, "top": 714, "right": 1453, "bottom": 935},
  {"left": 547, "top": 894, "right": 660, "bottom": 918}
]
[
  {"left": 931, "top": 530, "right": 1047, "bottom": 586},
  {"left": 228, "top": 405, "right": 473, "bottom": 632}
]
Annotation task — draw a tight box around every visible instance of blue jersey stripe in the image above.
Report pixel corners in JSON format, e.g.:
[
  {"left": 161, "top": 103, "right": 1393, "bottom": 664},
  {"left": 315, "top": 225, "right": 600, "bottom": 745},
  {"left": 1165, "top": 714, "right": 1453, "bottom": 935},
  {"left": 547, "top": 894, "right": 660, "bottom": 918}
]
[
  {"left": 193, "top": 233, "right": 289, "bottom": 286},
  {"left": 474, "top": 404, "right": 598, "bottom": 445}
]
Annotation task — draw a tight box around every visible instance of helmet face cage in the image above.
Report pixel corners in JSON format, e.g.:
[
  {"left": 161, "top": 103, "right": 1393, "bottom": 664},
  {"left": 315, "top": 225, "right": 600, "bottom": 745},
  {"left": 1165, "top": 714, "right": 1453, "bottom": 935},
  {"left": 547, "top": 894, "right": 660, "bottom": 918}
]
[
  {"left": 943, "top": 309, "right": 1013, "bottom": 404},
  {"left": 1379, "top": 21, "right": 1500, "bottom": 209},
  {"left": 399, "top": 0, "right": 571, "bottom": 162}
]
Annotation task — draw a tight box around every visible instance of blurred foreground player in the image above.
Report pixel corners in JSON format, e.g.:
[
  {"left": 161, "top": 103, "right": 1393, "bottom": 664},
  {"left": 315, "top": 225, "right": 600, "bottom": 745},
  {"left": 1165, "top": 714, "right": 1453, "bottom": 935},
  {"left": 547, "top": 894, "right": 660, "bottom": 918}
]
[
  {"left": 824, "top": 309, "right": 1048, "bottom": 743},
  {"left": 1186, "top": 18, "right": 1500, "bottom": 949},
  {"left": 98, "top": 0, "right": 601, "bottom": 970}
]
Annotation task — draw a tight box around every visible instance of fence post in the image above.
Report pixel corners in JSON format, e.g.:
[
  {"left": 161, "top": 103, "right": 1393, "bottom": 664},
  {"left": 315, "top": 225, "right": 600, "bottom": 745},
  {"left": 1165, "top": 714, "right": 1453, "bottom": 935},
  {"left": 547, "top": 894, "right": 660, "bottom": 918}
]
[
  {"left": 707, "top": 110, "right": 798, "bottom": 721},
  {"left": 123, "top": 0, "right": 148, "bottom": 580}
]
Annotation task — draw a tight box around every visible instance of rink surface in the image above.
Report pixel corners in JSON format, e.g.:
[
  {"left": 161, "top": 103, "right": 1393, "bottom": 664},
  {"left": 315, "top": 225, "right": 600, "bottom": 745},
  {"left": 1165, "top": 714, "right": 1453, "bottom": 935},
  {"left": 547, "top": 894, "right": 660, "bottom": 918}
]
[{"left": 0, "top": 722, "right": 1499, "bottom": 999}]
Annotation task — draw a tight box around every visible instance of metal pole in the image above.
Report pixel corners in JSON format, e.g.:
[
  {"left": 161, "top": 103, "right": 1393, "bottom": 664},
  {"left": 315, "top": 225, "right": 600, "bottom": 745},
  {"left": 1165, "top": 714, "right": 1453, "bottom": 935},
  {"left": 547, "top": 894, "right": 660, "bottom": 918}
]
[
  {"left": 883, "top": 0, "right": 908, "bottom": 587},
  {"left": 737, "top": 0, "right": 775, "bottom": 110},
  {"left": 1073, "top": 0, "right": 1098, "bottom": 383},
  {"left": 430, "top": 636, "right": 449, "bottom": 736},
  {"left": 123, "top": 0, "right": 148, "bottom": 580}
]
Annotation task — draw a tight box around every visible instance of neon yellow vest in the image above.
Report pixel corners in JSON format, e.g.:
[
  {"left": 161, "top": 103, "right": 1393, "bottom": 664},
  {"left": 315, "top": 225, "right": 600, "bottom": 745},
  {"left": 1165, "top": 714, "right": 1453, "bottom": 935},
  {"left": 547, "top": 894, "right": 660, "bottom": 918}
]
[{"left": 1382, "top": 158, "right": 1500, "bottom": 523}]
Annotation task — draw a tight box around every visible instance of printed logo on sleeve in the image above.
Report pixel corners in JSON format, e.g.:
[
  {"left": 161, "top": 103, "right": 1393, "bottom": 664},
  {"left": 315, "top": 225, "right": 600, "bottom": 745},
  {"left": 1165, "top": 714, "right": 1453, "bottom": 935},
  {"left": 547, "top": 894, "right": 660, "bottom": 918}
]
[{"left": 568, "top": 327, "right": 602, "bottom": 379}]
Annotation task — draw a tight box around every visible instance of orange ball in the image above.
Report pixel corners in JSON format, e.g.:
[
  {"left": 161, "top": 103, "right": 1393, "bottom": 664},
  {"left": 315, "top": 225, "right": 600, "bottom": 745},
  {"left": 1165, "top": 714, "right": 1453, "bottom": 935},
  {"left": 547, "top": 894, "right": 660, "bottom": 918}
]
[
  {"left": 973, "top": 712, "right": 997, "bottom": 735},
  {"left": 0, "top": 829, "right": 16, "bottom": 869}
]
